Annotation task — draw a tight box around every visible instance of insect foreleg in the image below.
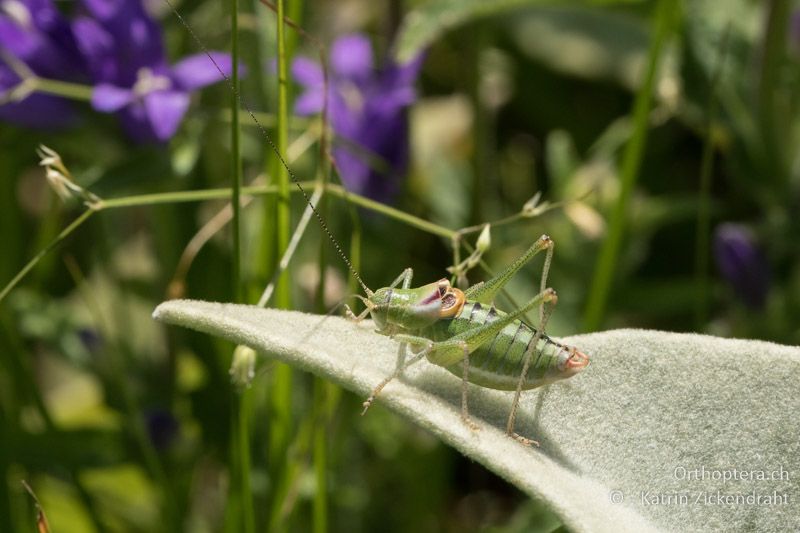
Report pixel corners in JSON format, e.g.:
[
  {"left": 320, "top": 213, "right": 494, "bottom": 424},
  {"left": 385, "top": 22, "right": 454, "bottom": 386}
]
[
  {"left": 459, "top": 342, "right": 479, "bottom": 431},
  {"left": 344, "top": 294, "right": 374, "bottom": 322},
  {"left": 346, "top": 269, "right": 413, "bottom": 323},
  {"left": 344, "top": 304, "right": 371, "bottom": 322},
  {"left": 387, "top": 268, "right": 414, "bottom": 290},
  {"left": 464, "top": 235, "right": 553, "bottom": 305}
]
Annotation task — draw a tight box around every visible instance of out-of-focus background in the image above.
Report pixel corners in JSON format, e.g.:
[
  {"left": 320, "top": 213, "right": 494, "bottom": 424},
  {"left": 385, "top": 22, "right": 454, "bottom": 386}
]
[{"left": 1, "top": 0, "right": 798, "bottom": 531}]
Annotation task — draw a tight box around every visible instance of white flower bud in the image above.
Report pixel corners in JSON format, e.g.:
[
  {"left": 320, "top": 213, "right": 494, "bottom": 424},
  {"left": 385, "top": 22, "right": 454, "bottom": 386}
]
[
  {"left": 476, "top": 224, "right": 491, "bottom": 253},
  {"left": 229, "top": 345, "right": 256, "bottom": 388}
]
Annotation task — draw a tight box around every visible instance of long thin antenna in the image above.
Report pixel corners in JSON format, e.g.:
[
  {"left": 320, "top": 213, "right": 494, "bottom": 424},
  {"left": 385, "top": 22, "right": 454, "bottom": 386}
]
[{"left": 163, "top": 0, "right": 373, "bottom": 296}]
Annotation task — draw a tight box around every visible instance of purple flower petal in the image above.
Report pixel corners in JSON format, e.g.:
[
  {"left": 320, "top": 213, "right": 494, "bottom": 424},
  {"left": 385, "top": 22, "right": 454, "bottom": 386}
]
[
  {"left": 20, "top": 0, "right": 63, "bottom": 31},
  {"left": 330, "top": 34, "right": 373, "bottom": 80},
  {"left": 294, "top": 87, "right": 324, "bottom": 115},
  {"left": 144, "top": 89, "right": 190, "bottom": 141},
  {"left": 171, "top": 52, "right": 231, "bottom": 90},
  {"left": 0, "top": 39, "right": 76, "bottom": 128},
  {"left": 117, "top": 103, "right": 153, "bottom": 141},
  {"left": 91, "top": 83, "right": 133, "bottom": 111},
  {"left": 0, "top": 90, "right": 76, "bottom": 128},
  {"left": 145, "top": 409, "right": 179, "bottom": 450},
  {"left": 0, "top": 17, "right": 38, "bottom": 57},
  {"left": 81, "top": 0, "right": 126, "bottom": 21},
  {"left": 291, "top": 56, "right": 323, "bottom": 87},
  {"left": 287, "top": 33, "right": 422, "bottom": 201},
  {"left": 713, "top": 223, "right": 770, "bottom": 309},
  {"left": 791, "top": 10, "right": 800, "bottom": 54},
  {"left": 78, "top": 0, "right": 166, "bottom": 84},
  {"left": 72, "top": 16, "right": 118, "bottom": 81}
]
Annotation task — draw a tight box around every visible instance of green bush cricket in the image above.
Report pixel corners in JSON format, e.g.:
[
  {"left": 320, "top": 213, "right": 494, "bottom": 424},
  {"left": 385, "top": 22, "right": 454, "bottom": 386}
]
[
  {"left": 344, "top": 235, "right": 590, "bottom": 446},
  {"left": 167, "top": 4, "right": 589, "bottom": 446}
]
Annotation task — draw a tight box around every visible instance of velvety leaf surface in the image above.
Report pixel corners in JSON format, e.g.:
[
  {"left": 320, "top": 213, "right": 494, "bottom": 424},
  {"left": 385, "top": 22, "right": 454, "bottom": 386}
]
[
  {"left": 153, "top": 300, "right": 800, "bottom": 533},
  {"left": 393, "top": 0, "right": 644, "bottom": 63}
]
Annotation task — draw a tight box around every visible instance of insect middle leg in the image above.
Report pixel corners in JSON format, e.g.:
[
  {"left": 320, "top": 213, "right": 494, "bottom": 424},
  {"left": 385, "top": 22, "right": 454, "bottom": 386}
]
[
  {"left": 361, "top": 336, "right": 431, "bottom": 415},
  {"left": 362, "top": 333, "right": 479, "bottom": 429}
]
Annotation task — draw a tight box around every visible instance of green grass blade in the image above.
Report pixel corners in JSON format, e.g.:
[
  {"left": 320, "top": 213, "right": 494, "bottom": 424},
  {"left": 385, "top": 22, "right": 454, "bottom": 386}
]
[
  {"left": 268, "top": 2, "right": 294, "bottom": 530},
  {"left": 693, "top": 28, "right": 729, "bottom": 329},
  {"left": 582, "top": 0, "right": 677, "bottom": 332}
]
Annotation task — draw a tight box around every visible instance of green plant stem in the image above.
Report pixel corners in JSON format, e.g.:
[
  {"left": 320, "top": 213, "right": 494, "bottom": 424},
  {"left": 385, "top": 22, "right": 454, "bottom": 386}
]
[
  {"left": 31, "top": 77, "right": 94, "bottom": 101},
  {"left": 469, "top": 27, "right": 490, "bottom": 225},
  {"left": 25, "top": 76, "right": 302, "bottom": 133},
  {"left": 582, "top": 0, "right": 676, "bottom": 332},
  {"left": 2, "top": 181, "right": 546, "bottom": 306},
  {"left": 98, "top": 182, "right": 311, "bottom": 208},
  {"left": 238, "top": 389, "right": 255, "bottom": 533},
  {"left": 694, "top": 28, "right": 729, "bottom": 329},
  {"left": 268, "top": 2, "right": 294, "bottom": 531},
  {"left": 312, "top": 379, "right": 332, "bottom": 533},
  {"left": 229, "top": 0, "right": 255, "bottom": 530},
  {"left": 694, "top": 127, "right": 716, "bottom": 329},
  {"left": 0, "top": 209, "right": 94, "bottom": 303},
  {"left": 231, "top": 0, "right": 243, "bottom": 304},
  {"left": 274, "top": 0, "right": 292, "bottom": 308},
  {"left": 324, "top": 184, "right": 454, "bottom": 239},
  {"left": 757, "top": 0, "right": 791, "bottom": 189}
]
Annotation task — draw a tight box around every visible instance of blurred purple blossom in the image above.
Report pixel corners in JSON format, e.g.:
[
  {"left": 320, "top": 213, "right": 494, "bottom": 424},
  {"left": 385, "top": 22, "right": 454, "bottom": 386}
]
[
  {"left": 713, "top": 223, "right": 770, "bottom": 310},
  {"left": 0, "top": 0, "right": 232, "bottom": 141},
  {"left": 76, "top": 0, "right": 232, "bottom": 142},
  {"left": 145, "top": 408, "right": 179, "bottom": 451},
  {"left": 77, "top": 326, "right": 103, "bottom": 354},
  {"left": 292, "top": 33, "right": 424, "bottom": 201},
  {"left": 0, "top": 0, "right": 86, "bottom": 126},
  {"left": 90, "top": 52, "right": 233, "bottom": 142},
  {"left": 791, "top": 9, "right": 800, "bottom": 56}
]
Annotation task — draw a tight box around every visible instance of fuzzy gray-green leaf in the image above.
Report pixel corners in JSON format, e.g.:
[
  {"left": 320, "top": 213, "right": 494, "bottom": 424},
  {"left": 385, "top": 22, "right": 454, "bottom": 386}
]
[
  {"left": 393, "top": 0, "right": 645, "bottom": 63},
  {"left": 153, "top": 300, "right": 800, "bottom": 533}
]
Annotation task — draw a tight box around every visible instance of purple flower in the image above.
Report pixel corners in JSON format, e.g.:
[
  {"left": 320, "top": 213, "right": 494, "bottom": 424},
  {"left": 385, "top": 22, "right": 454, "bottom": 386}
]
[
  {"left": 0, "top": 0, "right": 85, "bottom": 74},
  {"left": 0, "top": 0, "right": 232, "bottom": 141},
  {"left": 0, "top": 63, "right": 76, "bottom": 126},
  {"left": 145, "top": 409, "right": 179, "bottom": 451},
  {"left": 74, "top": 0, "right": 232, "bottom": 142},
  {"left": 77, "top": 326, "right": 103, "bottom": 354},
  {"left": 0, "top": 0, "right": 86, "bottom": 127},
  {"left": 91, "top": 52, "right": 233, "bottom": 142},
  {"left": 713, "top": 223, "right": 771, "bottom": 309},
  {"left": 292, "top": 33, "right": 424, "bottom": 201},
  {"left": 791, "top": 9, "right": 800, "bottom": 56}
]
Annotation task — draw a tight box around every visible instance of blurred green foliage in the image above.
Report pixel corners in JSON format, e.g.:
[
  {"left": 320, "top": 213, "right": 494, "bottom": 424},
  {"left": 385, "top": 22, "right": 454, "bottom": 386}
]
[{"left": 1, "top": 0, "right": 798, "bottom": 531}]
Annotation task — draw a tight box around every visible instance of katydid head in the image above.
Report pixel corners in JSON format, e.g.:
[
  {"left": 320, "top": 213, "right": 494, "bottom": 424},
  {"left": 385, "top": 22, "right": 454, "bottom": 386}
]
[{"left": 367, "top": 279, "right": 465, "bottom": 332}]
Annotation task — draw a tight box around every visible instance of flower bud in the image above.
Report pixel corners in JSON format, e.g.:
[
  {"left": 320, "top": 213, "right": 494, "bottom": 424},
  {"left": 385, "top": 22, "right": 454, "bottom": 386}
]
[
  {"left": 229, "top": 345, "right": 257, "bottom": 388},
  {"left": 476, "top": 224, "right": 491, "bottom": 253}
]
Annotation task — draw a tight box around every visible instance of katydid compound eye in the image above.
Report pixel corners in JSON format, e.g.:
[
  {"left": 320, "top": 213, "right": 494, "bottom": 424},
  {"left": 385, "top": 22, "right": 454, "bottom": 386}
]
[{"left": 437, "top": 279, "right": 450, "bottom": 297}]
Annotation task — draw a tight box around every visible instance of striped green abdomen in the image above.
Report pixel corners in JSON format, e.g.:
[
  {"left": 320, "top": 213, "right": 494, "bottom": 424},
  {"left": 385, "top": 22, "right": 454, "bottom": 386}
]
[{"left": 422, "top": 301, "right": 567, "bottom": 390}]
